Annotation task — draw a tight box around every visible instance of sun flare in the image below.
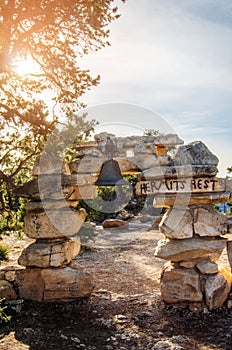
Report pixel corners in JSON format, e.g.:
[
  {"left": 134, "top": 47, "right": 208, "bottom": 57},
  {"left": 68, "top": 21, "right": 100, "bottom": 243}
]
[{"left": 14, "top": 56, "right": 41, "bottom": 76}]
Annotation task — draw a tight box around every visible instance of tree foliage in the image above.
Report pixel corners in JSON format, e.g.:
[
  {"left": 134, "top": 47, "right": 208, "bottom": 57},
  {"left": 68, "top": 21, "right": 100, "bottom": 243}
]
[
  {"left": 0, "top": 0, "right": 123, "bottom": 228},
  {"left": 227, "top": 166, "right": 232, "bottom": 175}
]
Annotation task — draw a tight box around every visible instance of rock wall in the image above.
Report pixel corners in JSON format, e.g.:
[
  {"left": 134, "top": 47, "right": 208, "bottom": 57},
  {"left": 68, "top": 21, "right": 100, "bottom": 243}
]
[{"left": 70, "top": 132, "right": 184, "bottom": 175}]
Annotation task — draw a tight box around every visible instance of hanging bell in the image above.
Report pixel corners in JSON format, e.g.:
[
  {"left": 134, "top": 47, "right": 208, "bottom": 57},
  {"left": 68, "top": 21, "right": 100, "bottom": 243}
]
[{"left": 93, "top": 159, "right": 128, "bottom": 186}]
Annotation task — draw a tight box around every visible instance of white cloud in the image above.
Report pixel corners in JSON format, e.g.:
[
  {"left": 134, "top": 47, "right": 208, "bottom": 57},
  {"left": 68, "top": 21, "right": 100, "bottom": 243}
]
[{"left": 80, "top": 0, "right": 232, "bottom": 176}]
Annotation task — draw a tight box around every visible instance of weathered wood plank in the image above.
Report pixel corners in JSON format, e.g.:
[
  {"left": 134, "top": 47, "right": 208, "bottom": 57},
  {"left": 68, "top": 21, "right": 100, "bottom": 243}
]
[{"left": 136, "top": 177, "right": 232, "bottom": 195}]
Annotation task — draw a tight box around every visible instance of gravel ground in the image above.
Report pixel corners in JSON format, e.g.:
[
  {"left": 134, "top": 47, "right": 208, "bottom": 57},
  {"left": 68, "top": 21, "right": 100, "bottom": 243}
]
[{"left": 0, "top": 229, "right": 232, "bottom": 350}]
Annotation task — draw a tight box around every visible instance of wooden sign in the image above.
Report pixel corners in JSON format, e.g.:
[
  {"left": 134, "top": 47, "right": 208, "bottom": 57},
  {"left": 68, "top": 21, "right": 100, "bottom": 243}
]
[{"left": 135, "top": 177, "right": 228, "bottom": 195}]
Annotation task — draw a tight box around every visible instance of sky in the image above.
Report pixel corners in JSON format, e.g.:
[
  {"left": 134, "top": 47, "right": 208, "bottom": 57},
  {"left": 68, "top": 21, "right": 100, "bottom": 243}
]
[{"left": 79, "top": 0, "right": 232, "bottom": 177}]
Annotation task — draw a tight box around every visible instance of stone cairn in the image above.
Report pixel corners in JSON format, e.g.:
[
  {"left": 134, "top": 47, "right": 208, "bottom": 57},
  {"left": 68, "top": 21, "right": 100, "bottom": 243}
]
[
  {"left": 0, "top": 155, "right": 96, "bottom": 302},
  {"left": 136, "top": 141, "right": 232, "bottom": 311}
]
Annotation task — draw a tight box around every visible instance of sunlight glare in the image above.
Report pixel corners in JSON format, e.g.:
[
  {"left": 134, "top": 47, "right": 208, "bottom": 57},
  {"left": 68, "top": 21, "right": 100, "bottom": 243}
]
[{"left": 14, "top": 56, "right": 41, "bottom": 76}]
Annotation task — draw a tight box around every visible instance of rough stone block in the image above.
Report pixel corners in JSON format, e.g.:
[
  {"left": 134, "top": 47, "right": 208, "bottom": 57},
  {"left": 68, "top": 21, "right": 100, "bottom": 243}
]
[
  {"left": 172, "top": 141, "right": 219, "bottom": 166},
  {"left": 24, "top": 208, "right": 86, "bottom": 239},
  {"left": 155, "top": 237, "right": 227, "bottom": 262},
  {"left": 160, "top": 263, "right": 202, "bottom": 303},
  {"left": 18, "top": 238, "right": 81, "bottom": 268},
  {"left": 194, "top": 206, "right": 227, "bottom": 237},
  {"left": 132, "top": 154, "right": 171, "bottom": 170},
  {"left": 204, "top": 272, "right": 231, "bottom": 310},
  {"left": 159, "top": 207, "right": 194, "bottom": 239},
  {"left": 0, "top": 265, "right": 22, "bottom": 282},
  {"left": 16, "top": 266, "right": 94, "bottom": 302},
  {"left": 196, "top": 260, "right": 219, "bottom": 274}
]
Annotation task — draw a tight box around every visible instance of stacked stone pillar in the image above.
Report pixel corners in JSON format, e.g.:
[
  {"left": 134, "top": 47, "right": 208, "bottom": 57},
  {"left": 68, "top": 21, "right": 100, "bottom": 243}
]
[
  {"left": 15, "top": 156, "right": 95, "bottom": 302},
  {"left": 155, "top": 204, "right": 230, "bottom": 311},
  {"left": 136, "top": 140, "right": 232, "bottom": 311}
]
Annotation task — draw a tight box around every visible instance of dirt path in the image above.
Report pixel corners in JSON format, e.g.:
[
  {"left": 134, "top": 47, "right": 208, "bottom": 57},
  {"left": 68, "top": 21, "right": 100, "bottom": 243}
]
[
  {"left": 0, "top": 230, "right": 232, "bottom": 350},
  {"left": 77, "top": 229, "right": 164, "bottom": 296}
]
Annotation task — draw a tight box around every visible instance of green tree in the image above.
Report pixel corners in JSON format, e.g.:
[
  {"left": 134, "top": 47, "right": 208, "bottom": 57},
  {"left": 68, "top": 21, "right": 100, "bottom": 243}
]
[
  {"left": 0, "top": 0, "right": 124, "bottom": 231},
  {"left": 227, "top": 166, "right": 232, "bottom": 175}
]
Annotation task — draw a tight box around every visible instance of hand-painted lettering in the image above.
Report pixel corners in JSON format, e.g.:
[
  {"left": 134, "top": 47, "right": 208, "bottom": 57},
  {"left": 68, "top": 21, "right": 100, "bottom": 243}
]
[
  {"left": 210, "top": 179, "right": 218, "bottom": 191},
  {"left": 203, "top": 179, "right": 209, "bottom": 189},
  {"left": 136, "top": 177, "right": 220, "bottom": 195}
]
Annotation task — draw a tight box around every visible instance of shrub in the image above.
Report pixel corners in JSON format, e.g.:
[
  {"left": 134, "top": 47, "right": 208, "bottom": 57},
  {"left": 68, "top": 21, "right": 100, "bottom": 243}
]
[
  {"left": 0, "top": 244, "right": 9, "bottom": 261},
  {"left": 0, "top": 199, "right": 27, "bottom": 237},
  {"left": 0, "top": 299, "right": 12, "bottom": 325},
  {"left": 78, "top": 222, "right": 98, "bottom": 244}
]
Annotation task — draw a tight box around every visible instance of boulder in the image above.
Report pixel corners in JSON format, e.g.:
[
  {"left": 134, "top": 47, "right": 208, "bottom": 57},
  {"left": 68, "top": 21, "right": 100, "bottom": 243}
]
[
  {"left": 159, "top": 207, "right": 193, "bottom": 239},
  {"left": 18, "top": 238, "right": 81, "bottom": 268},
  {"left": 155, "top": 237, "right": 227, "bottom": 262},
  {"left": 194, "top": 206, "right": 227, "bottom": 237},
  {"left": 172, "top": 141, "right": 219, "bottom": 166},
  {"left": 24, "top": 208, "right": 86, "bottom": 239},
  {"left": 204, "top": 272, "right": 231, "bottom": 310},
  {"left": 160, "top": 263, "right": 202, "bottom": 304},
  {"left": 16, "top": 266, "right": 94, "bottom": 302}
]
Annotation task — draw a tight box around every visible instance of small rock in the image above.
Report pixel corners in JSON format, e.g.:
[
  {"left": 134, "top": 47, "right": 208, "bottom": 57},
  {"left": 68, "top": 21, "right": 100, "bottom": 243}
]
[
  {"left": 196, "top": 260, "right": 218, "bottom": 274},
  {"left": 171, "top": 335, "right": 186, "bottom": 343},
  {"left": 105, "top": 346, "right": 113, "bottom": 350},
  {"left": 102, "top": 219, "right": 128, "bottom": 229},
  {"left": 6, "top": 299, "right": 24, "bottom": 313},
  {"left": 188, "top": 303, "right": 203, "bottom": 313},
  {"left": 0, "top": 280, "right": 17, "bottom": 300},
  {"left": 71, "top": 337, "right": 81, "bottom": 343},
  {"left": 116, "top": 314, "right": 127, "bottom": 320},
  {"left": 60, "top": 334, "right": 68, "bottom": 340}
]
